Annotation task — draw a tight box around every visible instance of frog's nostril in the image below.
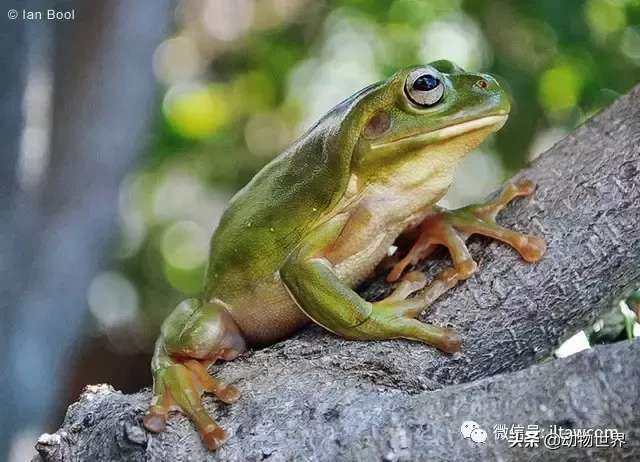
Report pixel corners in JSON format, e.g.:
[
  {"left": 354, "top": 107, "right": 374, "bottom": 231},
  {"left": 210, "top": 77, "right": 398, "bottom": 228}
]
[{"left": 476, "top": 79, "right": 489, "bottom": 90}]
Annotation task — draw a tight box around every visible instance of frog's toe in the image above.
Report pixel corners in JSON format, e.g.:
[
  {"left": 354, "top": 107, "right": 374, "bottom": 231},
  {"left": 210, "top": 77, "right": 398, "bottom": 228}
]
[
  {"left": 143, "top": 407, "right": 168, "bottom": 433},
  {"left": 201, "top": 424, "right": 228, "bottom": 450},
  {"left": 518, "top": 235, "right": 546, "bottom": 262},
  {"left": 215, "top": 385, "right": 241, "bottom": 404},
  {"left": 456, "top": 257, "right": 477, "bottom": 280},
  {"left": 183, "top": 359, "right": 241, "bottom": 404},
  {"left": 387, "top": 242, "right": 436, "bottom": 282},
  {"left": 386, "top": 271, "right": 427, "bottom": 302},
  {"left": 515, "top": 178, "right": 536, "bottom": 195},
  {"left": 440, "top": 328, "right": 463, "bottom": 354},
  {"left": 143, "top": 380, "right": 173, "bottom": 433}
]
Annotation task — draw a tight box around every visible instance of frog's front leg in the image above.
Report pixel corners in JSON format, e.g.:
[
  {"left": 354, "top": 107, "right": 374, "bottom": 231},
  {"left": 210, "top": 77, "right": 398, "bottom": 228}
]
[
  {"left": 143, "top": 298, "right": 247, "bottom": 449},
  {"left": 281, "top": 214, "right": 462, "bottom": 353},
  {"left": 387, "top": 179, "right": 546, "bottom": 282}
]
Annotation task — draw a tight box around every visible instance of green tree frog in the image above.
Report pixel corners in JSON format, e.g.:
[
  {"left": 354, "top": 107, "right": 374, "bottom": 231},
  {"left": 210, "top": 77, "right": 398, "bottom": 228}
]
[{"left": 143, "top": 61, "right": 545, "bottom": 449}]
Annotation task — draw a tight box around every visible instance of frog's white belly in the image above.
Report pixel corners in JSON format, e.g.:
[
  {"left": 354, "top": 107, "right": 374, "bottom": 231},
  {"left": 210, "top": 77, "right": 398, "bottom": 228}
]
[
  {"left": 331, "top": 178, "right": 448, "bottom": 286},
  {"left": 333, "top": 225, "right": 402, "bottom": 287}
]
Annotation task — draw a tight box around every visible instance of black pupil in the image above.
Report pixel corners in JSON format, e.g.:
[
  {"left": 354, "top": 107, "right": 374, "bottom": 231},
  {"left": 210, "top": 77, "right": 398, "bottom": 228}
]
[{"left": 413, "top": 74, "right": 439, "bottom": 91}]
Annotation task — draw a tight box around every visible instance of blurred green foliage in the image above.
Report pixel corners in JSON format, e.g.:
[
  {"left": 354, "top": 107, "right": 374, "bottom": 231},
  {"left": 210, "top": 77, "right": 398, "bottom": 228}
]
[{"left": 89, "top": 0, "right": 640, "bottom": 351}]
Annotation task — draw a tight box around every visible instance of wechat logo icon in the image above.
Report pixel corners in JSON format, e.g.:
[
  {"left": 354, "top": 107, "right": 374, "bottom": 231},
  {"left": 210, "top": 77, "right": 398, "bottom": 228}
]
[{"left": 461, "top": 421, "right": 488, "bottom": 444}]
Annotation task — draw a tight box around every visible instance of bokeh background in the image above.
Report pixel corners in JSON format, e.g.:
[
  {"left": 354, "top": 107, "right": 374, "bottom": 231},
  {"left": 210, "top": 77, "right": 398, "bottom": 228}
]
[{"left": 2, "top": 0, "right": 640, "bottom": 460}]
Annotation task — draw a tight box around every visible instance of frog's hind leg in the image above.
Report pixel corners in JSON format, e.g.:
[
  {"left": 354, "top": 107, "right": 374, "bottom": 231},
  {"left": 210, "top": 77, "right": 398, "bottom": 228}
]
[
  {"left": 144, "top": 356, "right": 232, "bottom": 449},
  {"left": 388, "top": 179, "right": 545, "bottom": 282},
  {"left": 143, "top": 298, "right": 246, "bottom": 450}
]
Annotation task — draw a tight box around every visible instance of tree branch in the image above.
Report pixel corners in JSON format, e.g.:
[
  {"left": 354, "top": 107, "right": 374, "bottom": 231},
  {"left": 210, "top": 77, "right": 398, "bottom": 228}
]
[
  {"left": 33, "top": 85, "right": 640, "bottom": 461},
  {"left": 35, "top": 340, "right": 640, "bottom": 461}
]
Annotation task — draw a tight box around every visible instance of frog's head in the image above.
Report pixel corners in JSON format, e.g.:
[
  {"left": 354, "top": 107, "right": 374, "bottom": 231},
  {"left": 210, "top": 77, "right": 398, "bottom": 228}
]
[{"left": 348, "top": 60, "right": 510, "bottom": 186}]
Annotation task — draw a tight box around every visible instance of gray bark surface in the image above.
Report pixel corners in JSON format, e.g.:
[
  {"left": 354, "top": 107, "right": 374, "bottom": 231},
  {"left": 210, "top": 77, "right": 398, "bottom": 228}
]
[
  {"left": 35, "top": 340, "right": 640, "bottom": 462},
  {"left": 33, "top": 85, "right": 640, "bottom": 461}
]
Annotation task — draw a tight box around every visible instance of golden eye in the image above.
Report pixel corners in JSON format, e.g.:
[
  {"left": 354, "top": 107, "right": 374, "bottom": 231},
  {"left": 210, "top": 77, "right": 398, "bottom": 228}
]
[{"left": 405, "top": 67, "right": 444, "bottom": 107}]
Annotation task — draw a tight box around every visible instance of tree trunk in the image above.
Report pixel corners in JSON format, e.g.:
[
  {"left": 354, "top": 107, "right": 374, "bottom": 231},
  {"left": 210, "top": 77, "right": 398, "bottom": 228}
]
[
  {"left": 32, "top": 85, "right": 640, "bottom": 461},
  {"left": 0, "top": 0, "right": 168, "bottom": 454}
]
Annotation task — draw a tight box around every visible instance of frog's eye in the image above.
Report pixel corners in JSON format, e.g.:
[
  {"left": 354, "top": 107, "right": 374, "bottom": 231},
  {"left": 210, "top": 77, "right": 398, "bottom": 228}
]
[{"left": 404, "top": 68, "right": 444, "bottom": 107}]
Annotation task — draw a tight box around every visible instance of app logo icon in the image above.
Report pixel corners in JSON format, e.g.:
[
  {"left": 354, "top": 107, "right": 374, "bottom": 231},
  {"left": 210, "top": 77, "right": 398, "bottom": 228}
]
[{"left": 461, "top": 421, "right": 487, "bottom": 444}]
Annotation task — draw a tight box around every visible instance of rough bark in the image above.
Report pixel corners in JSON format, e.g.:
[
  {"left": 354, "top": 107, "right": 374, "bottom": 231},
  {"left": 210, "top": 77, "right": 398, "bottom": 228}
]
[
  {"left": 33, "top": 85, "right": 640, "bottom": 461},
  {"left": 35, "top": 340, "right": 640, "bottom": 462}
]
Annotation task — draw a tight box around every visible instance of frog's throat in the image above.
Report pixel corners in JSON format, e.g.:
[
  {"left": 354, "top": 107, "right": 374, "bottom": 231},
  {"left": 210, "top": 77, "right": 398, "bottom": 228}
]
[{"left": 371, "top": 115, "right": 508, "bottom": 150}]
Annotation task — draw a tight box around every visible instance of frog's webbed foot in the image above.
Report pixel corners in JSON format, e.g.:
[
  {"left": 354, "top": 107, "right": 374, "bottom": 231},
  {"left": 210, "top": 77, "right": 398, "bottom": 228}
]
[
  {"left": 387, "top": 179, "right": 546, "bottom": 283},
  {"left": 144, "top": 356, "right": 241, "bottom": 449}
]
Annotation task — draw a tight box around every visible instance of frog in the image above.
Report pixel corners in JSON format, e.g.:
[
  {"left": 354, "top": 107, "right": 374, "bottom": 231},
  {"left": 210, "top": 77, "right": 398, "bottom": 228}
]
[{"left": 142, "top": 61, "right": 545, "bottom": 450}]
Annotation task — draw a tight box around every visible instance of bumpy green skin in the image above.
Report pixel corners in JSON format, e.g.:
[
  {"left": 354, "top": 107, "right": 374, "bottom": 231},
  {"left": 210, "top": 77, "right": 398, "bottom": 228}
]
[
  {"left": 203, "top": 94, "right": 353, "bottom": 299},
  {"left": 146, "top": 61, "right": 514, "bottom": 450}
]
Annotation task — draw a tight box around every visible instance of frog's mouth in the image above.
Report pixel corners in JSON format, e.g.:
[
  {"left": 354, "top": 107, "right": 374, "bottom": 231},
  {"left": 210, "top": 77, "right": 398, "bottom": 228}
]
[{"left": 371, "top": 114, "right": 508, "bottom": 150}]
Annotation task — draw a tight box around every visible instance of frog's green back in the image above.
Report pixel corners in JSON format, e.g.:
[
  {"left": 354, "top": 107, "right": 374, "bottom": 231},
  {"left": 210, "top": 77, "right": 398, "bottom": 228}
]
[{"left": 203, "top": 84, "right": 380, "bottom": 299}]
